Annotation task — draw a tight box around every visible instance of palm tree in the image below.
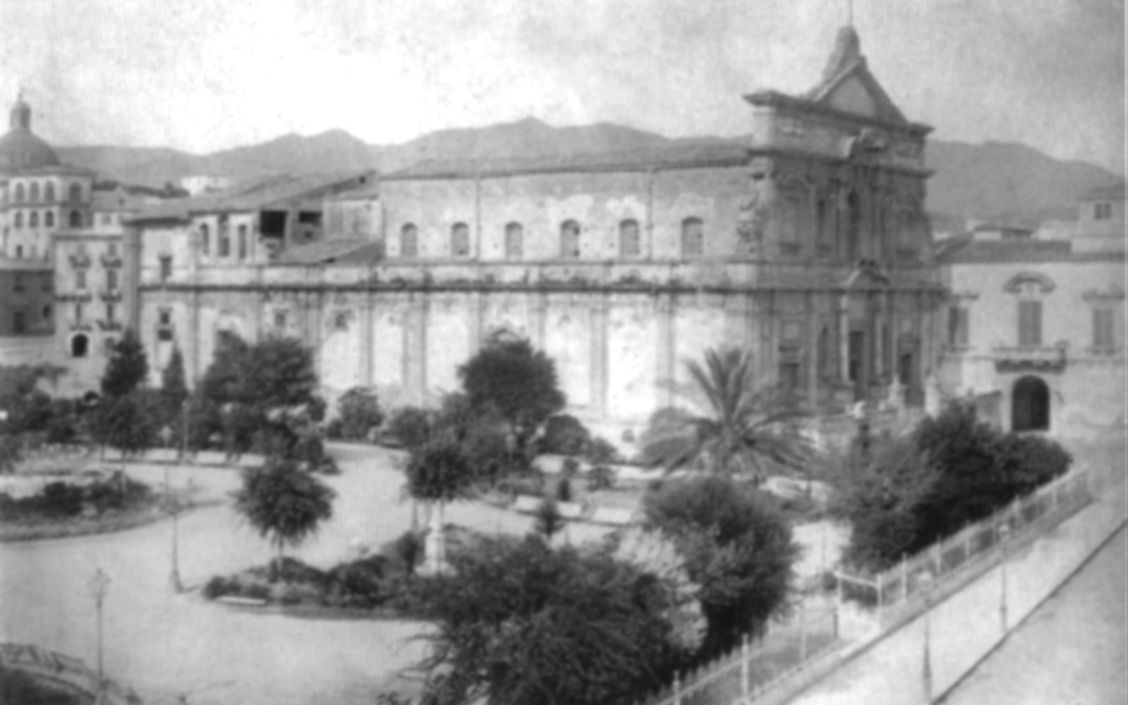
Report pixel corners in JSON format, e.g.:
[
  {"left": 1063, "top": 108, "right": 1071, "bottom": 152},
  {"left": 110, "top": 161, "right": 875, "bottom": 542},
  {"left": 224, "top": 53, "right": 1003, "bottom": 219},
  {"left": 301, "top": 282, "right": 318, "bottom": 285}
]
[{"left": 643, "top": 347, "right": 811, "bottom": 483}]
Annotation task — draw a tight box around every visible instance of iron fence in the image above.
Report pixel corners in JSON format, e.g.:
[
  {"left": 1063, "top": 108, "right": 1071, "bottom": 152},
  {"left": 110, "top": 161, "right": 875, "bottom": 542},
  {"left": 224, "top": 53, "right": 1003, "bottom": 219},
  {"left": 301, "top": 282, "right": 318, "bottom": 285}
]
[{"left": 635, "top": 602, "right": 840, "bottom": 705}]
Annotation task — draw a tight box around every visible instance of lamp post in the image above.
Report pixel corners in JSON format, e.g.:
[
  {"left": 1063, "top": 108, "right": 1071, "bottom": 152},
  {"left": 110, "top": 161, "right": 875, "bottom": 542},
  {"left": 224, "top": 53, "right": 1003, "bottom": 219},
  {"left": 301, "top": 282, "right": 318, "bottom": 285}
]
[
  {"left": 88, "top": 568, "right": 111, "bottom": 690},
  {"left": 919, "top": 569, "right": 934, "bottom": 704},
  {"left": 999, "top": 523, "right": 1011, "bottom": 633}
]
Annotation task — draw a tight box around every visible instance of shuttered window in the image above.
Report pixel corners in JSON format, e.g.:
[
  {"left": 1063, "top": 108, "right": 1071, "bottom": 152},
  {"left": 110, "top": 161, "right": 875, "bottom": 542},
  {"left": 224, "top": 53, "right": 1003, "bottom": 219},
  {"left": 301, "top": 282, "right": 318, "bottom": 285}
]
[
  {"left": 948, "top": 307, "right": 969, "bottom": 346},
  {"left": 1018, "top": 300, "right": 1042, "bottom": 347},
  {"left": 1093, "top": 308, "right": 1115, "bottom": 351}
]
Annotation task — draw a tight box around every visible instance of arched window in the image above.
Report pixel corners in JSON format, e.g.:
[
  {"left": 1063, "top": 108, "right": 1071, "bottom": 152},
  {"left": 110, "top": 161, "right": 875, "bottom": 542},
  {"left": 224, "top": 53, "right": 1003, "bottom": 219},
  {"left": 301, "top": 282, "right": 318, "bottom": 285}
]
[
  {"left": 560, "top": 220, "right": 581, "bottom": 259},
  {"left": 681, "top": 217, "right": 704, "bottom": 257},
  {"left": 199, "top": 224, "right": 210, "bottom": 255},
  {"left": 42, "top": 305, "right": 51, "bottom": 320},
  {"left": 504, "top": 222, "right": 524, "bottom": 259},
  {"left": 44, "top": 182, "right": 55, "bottom": 202},
  {"left": 14, "top": 212, "right": 22, "bottom": 229},
  {"left": 69, "top": 183, "right": 82, "bottom": 203},
  {"left": 44, "top": 211, "right": 54, "bottom": 228},
  {"left": 70, "top": 333, "right": 89, "bottom": 358},
  {"left": 450, "top": 222, "right": 470, "bottom": 257},
  {"left": 14, "top": 183, "right": 25, "bottom": 203},
  {"left": 69, "top": 210, "right": 82, "bottom": 228},
  {"left": 237, "top": 225, "right": 248, "bottom": 259},
  {"left": 619, "top": 219, "right": 640, "bottom": 258},
  {"left": 400, "top": 224, "right": 418, "bottom": 258},
  {"left": 29, "top": 182, "right": 40, "bottom": 203},
  {"left": 29, "top": 212, "right": 38, "bottom": 228},
  {"left": 218, "top": 225, "right": 230, "bottom": 257}
]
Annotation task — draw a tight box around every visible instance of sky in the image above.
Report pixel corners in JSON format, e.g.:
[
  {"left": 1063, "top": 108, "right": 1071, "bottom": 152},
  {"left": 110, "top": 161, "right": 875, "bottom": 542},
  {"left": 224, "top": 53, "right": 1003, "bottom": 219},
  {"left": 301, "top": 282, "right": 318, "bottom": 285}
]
[{"left": 0, "top": 0, "right": 1124, "bottom": 174}]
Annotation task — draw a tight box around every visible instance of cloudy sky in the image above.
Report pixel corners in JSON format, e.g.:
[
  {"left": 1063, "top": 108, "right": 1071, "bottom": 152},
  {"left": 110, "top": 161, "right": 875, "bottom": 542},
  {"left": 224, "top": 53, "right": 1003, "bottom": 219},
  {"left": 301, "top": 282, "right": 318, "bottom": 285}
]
[{"left": 1, "top": 0, "right": 1124, "bottom": 174}]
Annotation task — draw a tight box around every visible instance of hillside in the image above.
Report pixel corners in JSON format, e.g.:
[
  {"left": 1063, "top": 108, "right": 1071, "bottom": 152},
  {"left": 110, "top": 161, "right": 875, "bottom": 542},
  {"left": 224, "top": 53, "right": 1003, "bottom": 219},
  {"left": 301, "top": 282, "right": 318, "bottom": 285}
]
[{"left": 55, "top": 119, "right": 1122, "bottom": 227}]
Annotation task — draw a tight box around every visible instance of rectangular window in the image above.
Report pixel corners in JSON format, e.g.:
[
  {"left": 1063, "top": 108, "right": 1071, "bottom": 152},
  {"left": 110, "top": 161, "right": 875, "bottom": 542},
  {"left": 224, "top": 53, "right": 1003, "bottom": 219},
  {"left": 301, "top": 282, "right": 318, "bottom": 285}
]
[
  {"left": 76, "top": 269, "right": 86, "bottom": 290},
  {"left": 106, "top": 269, "right": 118, "bottom": 291},
  {"left": 106, "top": 304, "right": 115, "bottom": 322},
  {"left": 1095, "top": 203, "right": 1112, "bottom": 220},
  {"left": 13, "top": 311, "right": 26, "bottom": 333},
  {"left": 778, "top": 360, "right": 801, "bottom": 391},
  {"left": 75, "top": 303, "right": 83, "bottom": 322},
  {"left": 158, "top": 328, "right": 173, "bottom": 342},
  {"left": 237, "top": 225, "right": 248, "bottom": 260},
  {"left": 159, "top": 256, "right": 172, "bottom": 281},
  {"left": 1093, "top": 308, "right": 1115, "bottom": 351},
  {"left": 1018, "top": 300, "right": 1043, "bottom": 347},
  {"left": 947, "top": 306, "right": 969, "bottom": 346},
  {"left": 274, "top": 311, "right": 287, "bottom": 329},
  {"left": 13, "top": 274, "right": 24, "bottom": 292}
]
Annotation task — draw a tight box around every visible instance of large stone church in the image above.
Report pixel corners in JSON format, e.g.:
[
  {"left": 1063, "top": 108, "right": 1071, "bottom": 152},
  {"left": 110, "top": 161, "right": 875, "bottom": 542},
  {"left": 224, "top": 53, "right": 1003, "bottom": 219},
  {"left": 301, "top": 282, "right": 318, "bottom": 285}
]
[{"left": 124, "top": 27, "right": 945, "bottom": 439}]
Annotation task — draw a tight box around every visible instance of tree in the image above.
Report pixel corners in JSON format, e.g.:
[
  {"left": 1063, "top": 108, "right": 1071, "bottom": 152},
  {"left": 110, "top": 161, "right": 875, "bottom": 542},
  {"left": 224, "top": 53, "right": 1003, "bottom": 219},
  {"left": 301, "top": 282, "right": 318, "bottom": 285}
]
[
  {"left": 457, "top": 335, "right": 565, "bottom": 454},
  {"left": 644, "top": 476, "right": 800, "bottom": 660},
  {"left": 232, "top": 458, "right": 336, "bottom": 575},
  {"left": 418, "top": 535, "right": 686, "bottom": 705},
  {"left": 89, "top": 391, "right": 161, "bottom": 457},
  {"left": 386, "top": 406, "right": 433, "bottom": 450},
  {"left": 642, "top": 347, "right": 810, "bottom": 483},
  {"left": 0, "top": 434, "right": 20, "bottom": 475},
  {"left": 404, "top": 438, "right": 478, "bottom": 572},
  {"left": 101, "top": 328, "right": 150, "bottom": 398},
  {"left": 333, "top": 387, "right": 385, "bottom": 441},
  {"left": 160, "top": 345, "right": 189, "bottom": 424}
]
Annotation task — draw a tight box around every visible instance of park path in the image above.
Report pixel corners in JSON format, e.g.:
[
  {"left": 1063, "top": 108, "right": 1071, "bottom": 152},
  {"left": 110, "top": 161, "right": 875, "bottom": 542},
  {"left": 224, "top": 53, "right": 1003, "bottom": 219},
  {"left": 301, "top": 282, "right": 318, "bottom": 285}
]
[{"left": 0, "top": 445, "right": 579, "bottom": 705}]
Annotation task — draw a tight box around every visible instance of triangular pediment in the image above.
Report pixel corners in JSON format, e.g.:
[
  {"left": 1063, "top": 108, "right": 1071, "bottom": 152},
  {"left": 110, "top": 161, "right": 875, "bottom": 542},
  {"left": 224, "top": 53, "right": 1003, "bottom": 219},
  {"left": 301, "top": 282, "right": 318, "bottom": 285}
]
[{"left": 804, "top": 27, "right": 908, "bottom": 126}]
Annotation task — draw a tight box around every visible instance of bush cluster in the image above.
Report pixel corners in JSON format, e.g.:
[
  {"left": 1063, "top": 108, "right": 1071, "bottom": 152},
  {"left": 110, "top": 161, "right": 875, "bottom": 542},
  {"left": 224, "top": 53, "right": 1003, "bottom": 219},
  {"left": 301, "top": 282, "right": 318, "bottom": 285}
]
[
  {"left": 832, "top": 401, "right": 1073, "bottom": 572},
  {"left": 0, "top": 473, "right": 154, "bottom": 520}
]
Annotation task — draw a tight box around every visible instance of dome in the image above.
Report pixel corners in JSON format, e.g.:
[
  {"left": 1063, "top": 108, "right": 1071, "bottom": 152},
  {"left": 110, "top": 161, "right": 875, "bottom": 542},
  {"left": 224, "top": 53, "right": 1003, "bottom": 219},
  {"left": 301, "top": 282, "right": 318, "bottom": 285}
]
[{"left": 0, "top": 98, "right": 60, "bottom": 173}]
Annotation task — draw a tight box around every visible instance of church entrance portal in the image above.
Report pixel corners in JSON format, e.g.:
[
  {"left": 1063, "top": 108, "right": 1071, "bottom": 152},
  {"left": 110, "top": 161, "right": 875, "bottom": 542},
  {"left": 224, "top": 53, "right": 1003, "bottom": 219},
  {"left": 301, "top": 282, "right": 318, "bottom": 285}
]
[{"left": 1011, "top": 375, "right": 1050, "bottom": 432}]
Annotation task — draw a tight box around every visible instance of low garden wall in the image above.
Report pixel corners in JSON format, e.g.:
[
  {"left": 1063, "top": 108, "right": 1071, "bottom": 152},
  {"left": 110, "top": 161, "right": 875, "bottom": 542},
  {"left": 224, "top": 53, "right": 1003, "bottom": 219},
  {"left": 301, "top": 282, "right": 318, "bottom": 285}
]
[{"left": 0, "top": 643, "right": 140, "bottom": 705}]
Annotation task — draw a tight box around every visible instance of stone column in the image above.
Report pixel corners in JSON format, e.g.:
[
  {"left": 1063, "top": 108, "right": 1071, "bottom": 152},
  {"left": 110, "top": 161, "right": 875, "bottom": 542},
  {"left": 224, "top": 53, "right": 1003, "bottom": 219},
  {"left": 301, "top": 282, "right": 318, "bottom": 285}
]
[
  {"left": 531, "top": 292, "right": 548, "bottom": 350},
  {"left": 188, "top": 289, "right": 201, "bottom": 384},
  {"left": 839, "top": 294, "right": 851, "bottom": 384},
  {"left": 806, "top": 290, "right": 819, "bottom": 405}
]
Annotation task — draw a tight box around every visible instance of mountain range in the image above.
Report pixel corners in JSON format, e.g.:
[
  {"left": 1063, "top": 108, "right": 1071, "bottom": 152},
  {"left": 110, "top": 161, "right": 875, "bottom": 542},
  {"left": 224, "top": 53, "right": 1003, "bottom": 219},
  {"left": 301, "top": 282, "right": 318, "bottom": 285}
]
[{"left": 55, "top": 117, "right": 1123, "bottom": 229}]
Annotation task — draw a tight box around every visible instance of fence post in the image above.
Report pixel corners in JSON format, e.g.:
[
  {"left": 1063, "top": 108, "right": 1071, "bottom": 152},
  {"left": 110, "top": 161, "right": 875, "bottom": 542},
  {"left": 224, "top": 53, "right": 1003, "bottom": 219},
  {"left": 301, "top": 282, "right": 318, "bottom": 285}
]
[
  {"left": 673, "top": 672, "right": 681, "bottom": 705},
  {"left": 901, "top": 557, "right": 909, "bottom": 603},
  {"left": 1051, "top": 476, "right": 1059, "bottom": 510},
  {"left": 932, "top": 543, "right": 942, "bottom": 576},
  {"left": 741, "top": 635, "right": 750, "bottom": 697}
]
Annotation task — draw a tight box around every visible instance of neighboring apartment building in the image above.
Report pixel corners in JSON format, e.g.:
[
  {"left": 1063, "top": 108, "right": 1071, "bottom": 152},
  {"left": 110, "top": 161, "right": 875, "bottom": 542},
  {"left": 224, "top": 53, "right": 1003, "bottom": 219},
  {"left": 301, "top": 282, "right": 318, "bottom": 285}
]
[
  {"left": 938, "top": 181, "right": 1127, "bottom": 437},
  {"left": 125, "top": 26, "right": 945, "bottom": 441},
  {"left": 0, "top": 259, "right": 54, "bottom": 365}
]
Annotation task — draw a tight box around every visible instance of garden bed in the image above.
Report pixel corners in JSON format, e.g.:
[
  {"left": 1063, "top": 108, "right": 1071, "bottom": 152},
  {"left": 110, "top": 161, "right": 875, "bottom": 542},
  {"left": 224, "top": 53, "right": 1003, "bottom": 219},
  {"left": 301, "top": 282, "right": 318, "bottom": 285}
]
[{"left": 0, "top": 505, "right": 170, "bottom": 543}]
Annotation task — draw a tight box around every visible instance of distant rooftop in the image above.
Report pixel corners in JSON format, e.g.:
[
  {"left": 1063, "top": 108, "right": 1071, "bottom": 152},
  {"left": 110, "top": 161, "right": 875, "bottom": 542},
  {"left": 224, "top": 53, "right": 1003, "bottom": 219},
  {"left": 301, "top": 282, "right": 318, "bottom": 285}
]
[
  {"left": 384, "top": 143, "right": 751, "bottom": 181},
  {"left": 1079, "top": 181, "right": 1126, "bottom": 202},
  {"left": 937, "top": 235, "right": 1123, "bottom": 263},
  {"left": 129, "top": 171, "right": 374, "bottom": 222}
]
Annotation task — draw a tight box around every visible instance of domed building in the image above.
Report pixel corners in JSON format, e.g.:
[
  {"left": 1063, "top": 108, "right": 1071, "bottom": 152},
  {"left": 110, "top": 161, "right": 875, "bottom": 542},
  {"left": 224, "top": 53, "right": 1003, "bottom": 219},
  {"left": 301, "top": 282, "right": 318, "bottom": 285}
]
[{"left": 0, "top": 95, "right": 94, "bottom": 261}]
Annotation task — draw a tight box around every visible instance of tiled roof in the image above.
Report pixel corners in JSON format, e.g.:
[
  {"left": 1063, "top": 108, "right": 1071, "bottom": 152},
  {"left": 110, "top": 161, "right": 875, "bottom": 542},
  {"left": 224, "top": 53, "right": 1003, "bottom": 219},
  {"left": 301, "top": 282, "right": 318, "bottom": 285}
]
[
  {"left": 1079, "top": 181, "right": 1126, "bottom": 202},
  {"left": 936, "top": 237, "right": 1125, "bottom": 263},
  {"left": 384, "top": 143, "right": 751, "bottom": 180},
  {"left": 128, "top": 171, "right": 374, "bottom": 222},
  {"left": 275, "top": 239, "right": 376, "bottom": 265},
  {"left": 91, "top": 189, "right": 152, "bottom": 212}
]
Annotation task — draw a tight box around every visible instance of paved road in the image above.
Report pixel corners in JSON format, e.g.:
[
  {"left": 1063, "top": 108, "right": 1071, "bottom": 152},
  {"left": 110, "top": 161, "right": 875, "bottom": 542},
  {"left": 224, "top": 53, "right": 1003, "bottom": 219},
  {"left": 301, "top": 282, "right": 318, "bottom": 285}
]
[
  {"left": 942, "top": 524, "right": 1128, "bottom": 705},
  {"left": 0, "top": 445, "right": 592, "bottom": 705}
]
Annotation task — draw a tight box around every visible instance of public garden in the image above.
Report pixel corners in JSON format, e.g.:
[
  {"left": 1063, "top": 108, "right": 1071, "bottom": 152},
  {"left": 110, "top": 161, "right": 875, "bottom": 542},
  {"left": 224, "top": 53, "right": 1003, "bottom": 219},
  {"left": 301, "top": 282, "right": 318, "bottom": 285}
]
[{"left": 0, "top": 330, "right": 1095, "bottom": 705}]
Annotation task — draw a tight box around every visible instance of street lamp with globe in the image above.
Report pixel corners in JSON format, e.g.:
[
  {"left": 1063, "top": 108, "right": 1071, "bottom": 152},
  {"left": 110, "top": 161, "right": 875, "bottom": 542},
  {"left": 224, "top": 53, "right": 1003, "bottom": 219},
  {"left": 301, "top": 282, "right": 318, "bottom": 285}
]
[{"left": 88, "top": 568, "right": 111, "bottom": 690}]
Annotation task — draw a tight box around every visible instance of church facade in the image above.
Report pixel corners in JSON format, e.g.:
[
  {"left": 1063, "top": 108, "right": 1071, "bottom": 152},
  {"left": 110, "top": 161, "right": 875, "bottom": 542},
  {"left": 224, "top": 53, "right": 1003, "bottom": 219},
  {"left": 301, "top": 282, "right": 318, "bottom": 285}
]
[{"left": 125, "top": 28, "right": 945, "bottom": 440}]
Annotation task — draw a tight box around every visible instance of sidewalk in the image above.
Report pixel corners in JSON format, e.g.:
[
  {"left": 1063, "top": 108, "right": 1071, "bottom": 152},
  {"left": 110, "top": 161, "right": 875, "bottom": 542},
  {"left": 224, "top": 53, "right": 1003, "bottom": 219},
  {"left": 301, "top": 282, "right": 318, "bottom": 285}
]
[{"left": 787, "top": 472, "right": 1127, "bottom": 705}]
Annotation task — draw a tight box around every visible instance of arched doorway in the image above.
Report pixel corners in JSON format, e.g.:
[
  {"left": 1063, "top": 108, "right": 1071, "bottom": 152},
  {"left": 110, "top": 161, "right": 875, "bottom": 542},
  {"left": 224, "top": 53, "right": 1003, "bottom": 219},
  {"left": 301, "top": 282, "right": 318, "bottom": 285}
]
[
  {"left": 70, "top": 333, "right": 89, "bottom": 358},
  {"left": 1012, "top": 376, "right": 1050, "bottom": 432}
]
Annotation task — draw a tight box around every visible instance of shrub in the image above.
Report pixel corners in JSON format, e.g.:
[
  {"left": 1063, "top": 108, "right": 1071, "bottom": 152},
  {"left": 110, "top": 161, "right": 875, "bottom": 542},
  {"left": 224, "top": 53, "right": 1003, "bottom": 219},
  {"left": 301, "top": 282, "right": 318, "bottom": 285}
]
[
  {"left": 41, "top": 481, "right": 84, "bottom": 517},
  {"left": 555, "top": 477, "right": 573, "bottom": 503},
  {"left": 541, "top": 415, "right": 591, "bottom": 456},
  {"left": 203, "top": 576, "right": 233, "bottom": 600},
  {"left": 533, "top": 498, "right": 564, "bottom": 539},
  {"left": 561, "top": 456, "right": 580, "bottom": 478},
  {"left": 586, "top": 436, "right": 622, "bottom": 465},
  {"left": 387, "top": 407, "right": 433, "bottom": 450},
  {"left": 587, "top": 464, "right": 616, "bottom": 491},
  {"left": 335, "top": 387, "right": 385, "bottom": 441}
]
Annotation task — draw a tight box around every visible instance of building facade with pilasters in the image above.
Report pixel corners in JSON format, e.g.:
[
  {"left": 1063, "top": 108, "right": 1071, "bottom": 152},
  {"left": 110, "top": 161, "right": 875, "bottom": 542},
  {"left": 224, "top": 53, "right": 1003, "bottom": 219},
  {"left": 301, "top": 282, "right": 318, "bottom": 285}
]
[{"left": 127, "top": 27, "right": 944, "bottom": 441}]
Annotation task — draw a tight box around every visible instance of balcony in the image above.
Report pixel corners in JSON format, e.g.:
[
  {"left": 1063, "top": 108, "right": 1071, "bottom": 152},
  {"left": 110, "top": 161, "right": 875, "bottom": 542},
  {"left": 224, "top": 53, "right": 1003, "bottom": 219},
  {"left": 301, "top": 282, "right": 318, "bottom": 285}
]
[
  {"left": 55, "top": 291, "right": 93, "bottom": 303},
  {"left": 96, "top": 319, "right": 123, "bottom": 332},
  {"left": 98, "top": 288, "right": 123, "bottom": 302},
  {"left": 992, "top": 343, "right": 1067, "bottom": 372},
  {"left": 68, "top": 253, "right": 92, "bottom": 269},
  {"left": 69, "top": 321, "right": 93, "bottom": 332},
  {"left": 101, "top": 253, "right": 123, "bottom": 268}
]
